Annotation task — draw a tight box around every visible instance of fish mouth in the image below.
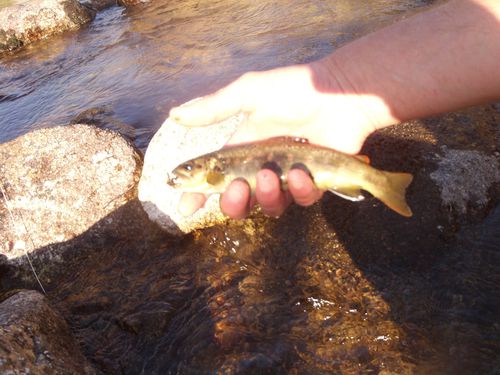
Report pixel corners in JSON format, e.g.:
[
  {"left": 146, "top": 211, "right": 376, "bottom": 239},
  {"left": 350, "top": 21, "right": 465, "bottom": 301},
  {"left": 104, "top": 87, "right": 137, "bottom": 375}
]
[{"left": 166, "top": 174, "right": 180, "bottom": 187}]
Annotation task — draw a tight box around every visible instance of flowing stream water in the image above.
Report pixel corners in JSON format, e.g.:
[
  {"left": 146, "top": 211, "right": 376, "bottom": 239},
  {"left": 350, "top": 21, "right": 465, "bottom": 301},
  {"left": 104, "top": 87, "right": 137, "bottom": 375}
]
[{"left": 1, "top": 0, "right": 436, "bottom": 150}]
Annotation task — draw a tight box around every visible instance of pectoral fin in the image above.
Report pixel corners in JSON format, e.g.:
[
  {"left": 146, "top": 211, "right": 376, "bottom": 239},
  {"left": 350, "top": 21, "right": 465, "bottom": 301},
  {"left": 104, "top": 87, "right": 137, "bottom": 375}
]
[
  {"left": 329, "top": 187, "right": 365, "bottom": 202},
  {"left": 354, "top": 155, "right": 370, "bottom": 164},
  {"left": 206, "top": 171, "right": 225, "bottom": 186}
]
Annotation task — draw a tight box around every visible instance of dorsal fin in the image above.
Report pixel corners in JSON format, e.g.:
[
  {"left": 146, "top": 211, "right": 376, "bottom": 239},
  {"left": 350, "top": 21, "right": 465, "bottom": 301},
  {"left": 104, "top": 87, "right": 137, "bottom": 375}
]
[
  {"left": 290, "top": 136, "right": 309, "bottom": 144},
  {"left": 263, "top": 136, "right": 310, "bottom": 144}
]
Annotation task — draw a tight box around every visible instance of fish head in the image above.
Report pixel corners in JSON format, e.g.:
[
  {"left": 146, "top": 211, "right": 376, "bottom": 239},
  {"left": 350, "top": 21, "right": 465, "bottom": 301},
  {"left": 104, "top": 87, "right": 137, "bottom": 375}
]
[{"left": 167, "top": 156, "right": 226, "bottom": 193}]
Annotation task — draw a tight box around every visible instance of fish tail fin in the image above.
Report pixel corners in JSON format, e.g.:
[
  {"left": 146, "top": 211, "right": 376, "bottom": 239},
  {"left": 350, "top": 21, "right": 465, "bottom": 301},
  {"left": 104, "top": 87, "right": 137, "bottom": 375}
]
[{"left": 371, "top": 172, "right": 413, "bottom": 217}]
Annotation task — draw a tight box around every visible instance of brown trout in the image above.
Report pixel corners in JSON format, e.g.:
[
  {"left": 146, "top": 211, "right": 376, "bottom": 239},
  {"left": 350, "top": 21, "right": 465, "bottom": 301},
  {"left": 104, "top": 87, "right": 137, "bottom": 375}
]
[{"left": 168, "top": 137, "right": 413, "bottom": 217}]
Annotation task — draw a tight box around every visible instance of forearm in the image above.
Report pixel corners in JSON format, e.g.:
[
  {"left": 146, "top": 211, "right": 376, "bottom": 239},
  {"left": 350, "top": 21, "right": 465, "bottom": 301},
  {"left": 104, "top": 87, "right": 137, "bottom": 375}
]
[{"left": 314, "top": 0, "right": 500, "bottom": 130}]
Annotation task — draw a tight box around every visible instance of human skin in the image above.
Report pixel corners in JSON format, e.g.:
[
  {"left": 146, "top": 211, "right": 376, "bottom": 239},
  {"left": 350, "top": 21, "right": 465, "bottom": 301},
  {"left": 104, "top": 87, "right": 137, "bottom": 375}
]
[{"left": 170, "top": 0, "right": 500, "bottom": 219}]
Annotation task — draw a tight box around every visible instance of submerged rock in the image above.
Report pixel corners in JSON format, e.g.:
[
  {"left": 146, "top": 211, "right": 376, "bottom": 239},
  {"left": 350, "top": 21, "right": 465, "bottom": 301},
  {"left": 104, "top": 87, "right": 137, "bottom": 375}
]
[
  {"left": 0, "top": 290, "right": 96, "bottom": 374},
  {"left": 0, "top": 0, "right": 94, "bottom": 54},
  {"left": 430, "top": 147, "right": 500, "bottom": 214},
  {"left": 70, "top": 106, "right": 137, "bottom": 143},
  {"left": 80, "top": 0, "right": 118, "bottom": 11},
  {"left": 80, "top": 0, "right": 152, "bottom": 11}
]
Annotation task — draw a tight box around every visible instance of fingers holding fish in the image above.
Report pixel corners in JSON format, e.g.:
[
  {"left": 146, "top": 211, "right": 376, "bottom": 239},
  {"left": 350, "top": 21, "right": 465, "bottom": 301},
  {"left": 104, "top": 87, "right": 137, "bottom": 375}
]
[
  {"left": 169, "top": 137, "right": 413, "bottom": 218},
  {"left": 254, "top": 169, "right": 293, "bottom": 217},
  {"left": 169, "top": 72, "right": 261, "bottom": 127},
  {"left": 287, "top": 169, "right": 324, "bottom": 207},
  {"left": 220, "top": 179, "right": 253, "bottom": 219},
  {"left": 221, "top": 168, "right": 322, "bottom": 218},
  {"left": 170, "top": 84, "right": 244, "bottom": 127}
]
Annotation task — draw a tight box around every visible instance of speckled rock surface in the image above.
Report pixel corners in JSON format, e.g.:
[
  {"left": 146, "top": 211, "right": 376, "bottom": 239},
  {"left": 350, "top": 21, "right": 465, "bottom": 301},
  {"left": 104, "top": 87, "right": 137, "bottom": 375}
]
[
  {"left": 0, "top": 0, "right": 94, "bottom": 54},
  {"left": 138, "top": 114, "right": 244, "bottom": 235},
  {"left": 0, "top": 290, "right": 96, "bottom": 374},
  {"left": 430, "top": 147, "right": 500, "bottom": 214},
  {"left": 0, "top": 124, "right": 142, "bottom": 262}
]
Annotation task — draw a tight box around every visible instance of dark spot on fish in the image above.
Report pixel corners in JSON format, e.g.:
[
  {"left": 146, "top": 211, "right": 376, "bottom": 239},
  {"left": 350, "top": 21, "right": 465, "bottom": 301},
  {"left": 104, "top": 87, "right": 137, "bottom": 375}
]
[
  {"left": 261, "top": 161, "right": 283, "bottom": 178},
  {"left": 291, "top": 162, "right": 313, "bottom": 178}
]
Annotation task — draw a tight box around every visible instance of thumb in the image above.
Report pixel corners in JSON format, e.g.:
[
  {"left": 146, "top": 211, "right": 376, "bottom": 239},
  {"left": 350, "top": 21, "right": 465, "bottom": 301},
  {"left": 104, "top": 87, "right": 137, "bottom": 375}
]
[{"left": 170, "top": 84, "right": 245, "bottom": 127}]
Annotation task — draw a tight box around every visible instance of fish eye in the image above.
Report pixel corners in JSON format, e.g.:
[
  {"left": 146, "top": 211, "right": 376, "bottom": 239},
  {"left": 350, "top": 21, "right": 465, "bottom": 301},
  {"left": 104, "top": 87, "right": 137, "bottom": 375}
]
[{"left": 183, "top": 164, "right": 193, "bottom": 171}]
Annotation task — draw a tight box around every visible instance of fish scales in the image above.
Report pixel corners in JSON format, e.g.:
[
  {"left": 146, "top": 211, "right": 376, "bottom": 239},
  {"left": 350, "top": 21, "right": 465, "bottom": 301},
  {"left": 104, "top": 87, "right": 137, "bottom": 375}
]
[
  {"left": 168, "top": 137, "right": 413, "bottom": 217},
  {"left": 210, "top": 143, "right": 365, "bottom": 189}
]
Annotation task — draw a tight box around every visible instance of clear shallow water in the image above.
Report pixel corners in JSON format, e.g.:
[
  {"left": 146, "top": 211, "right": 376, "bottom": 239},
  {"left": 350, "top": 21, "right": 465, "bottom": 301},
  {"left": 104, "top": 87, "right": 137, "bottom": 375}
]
[
  {"left": 0, "top": 0, "right": 435, "bottom": 150},
  {"left": 31, "top": 199, "right": 497, "bottom": 374}
]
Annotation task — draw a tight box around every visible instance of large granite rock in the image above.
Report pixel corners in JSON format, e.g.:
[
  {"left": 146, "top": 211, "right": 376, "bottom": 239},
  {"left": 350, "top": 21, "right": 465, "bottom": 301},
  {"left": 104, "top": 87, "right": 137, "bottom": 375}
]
[
  {"left": 0, "top": 124, "right": 142, "bottom": 263},
  {"left": 0, "top": 290, "right": 95, "bottom": 374},
  {"left": 0, "top": 0, "right": 94, "bottom": 54},
  {"left": 138, "top": 114, "right": 244, "bottom": 235}
]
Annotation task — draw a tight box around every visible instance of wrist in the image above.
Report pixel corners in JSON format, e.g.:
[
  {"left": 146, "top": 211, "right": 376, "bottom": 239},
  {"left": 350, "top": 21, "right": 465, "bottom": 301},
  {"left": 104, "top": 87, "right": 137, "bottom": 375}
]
[{"left": 308, "top": 57, "right": 398, "bottom": 133}]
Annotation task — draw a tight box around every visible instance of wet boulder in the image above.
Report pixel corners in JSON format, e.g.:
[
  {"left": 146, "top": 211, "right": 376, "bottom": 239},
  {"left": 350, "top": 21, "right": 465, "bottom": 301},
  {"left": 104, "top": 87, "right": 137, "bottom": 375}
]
[
  {"left": 79, "top": 0, "right": 118, "bottom": 11},
  {"left": 70, "top": 106, "right": 138, "bottom": 143},
  {"left": 81, "top": 0, "right": 152, "bottom": 10},
  {"left": 0, "top": 290, "right": 96, "bottom": 374},
  {"left": 0, "top": 0, "right": 95, "bottom": 54}
]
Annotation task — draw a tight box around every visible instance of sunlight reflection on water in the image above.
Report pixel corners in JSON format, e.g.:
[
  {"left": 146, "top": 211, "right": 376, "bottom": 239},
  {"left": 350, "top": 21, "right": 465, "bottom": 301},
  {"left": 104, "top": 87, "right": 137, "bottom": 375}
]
[{"left": 0, "top": 0, "right": 435, "bottom": 150}]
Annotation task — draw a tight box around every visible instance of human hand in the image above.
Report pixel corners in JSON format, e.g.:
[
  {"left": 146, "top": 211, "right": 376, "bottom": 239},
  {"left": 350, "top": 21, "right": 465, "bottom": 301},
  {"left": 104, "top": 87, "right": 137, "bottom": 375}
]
[{"left": 170, "top": 62, "right": 381, "bottom": 218}]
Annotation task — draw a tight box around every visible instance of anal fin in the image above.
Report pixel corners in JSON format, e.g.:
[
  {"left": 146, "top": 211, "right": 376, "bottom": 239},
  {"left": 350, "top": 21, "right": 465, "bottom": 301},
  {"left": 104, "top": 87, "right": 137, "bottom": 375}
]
[{"left": 328, "top": 187, "right": 365, "bottom": 202}]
